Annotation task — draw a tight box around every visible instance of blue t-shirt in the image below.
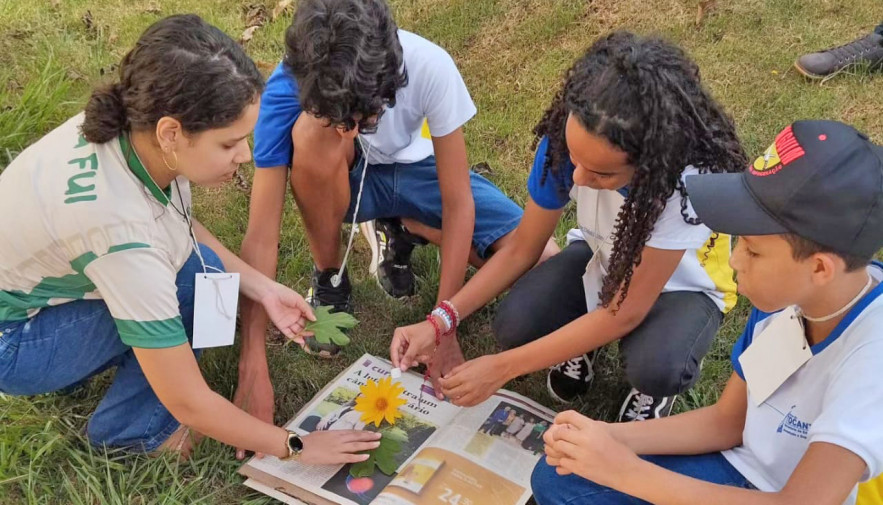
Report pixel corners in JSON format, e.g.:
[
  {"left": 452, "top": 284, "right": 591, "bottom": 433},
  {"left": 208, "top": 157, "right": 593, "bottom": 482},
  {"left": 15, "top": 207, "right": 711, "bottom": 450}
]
[
  {"left": 527, "top": 136, "right": 574, "bottom": 210},
  {"left": 253, "top": 64, "right": 302, "bottom": 168}
]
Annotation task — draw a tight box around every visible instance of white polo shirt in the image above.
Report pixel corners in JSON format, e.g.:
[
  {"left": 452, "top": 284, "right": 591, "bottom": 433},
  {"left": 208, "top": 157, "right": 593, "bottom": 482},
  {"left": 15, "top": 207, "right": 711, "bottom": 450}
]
[
  {"left": 723, "top": 263, "right": 883, "bottom": 504},
  {"left": 0, "top": 113, "right": 194, "bottom": 348}
]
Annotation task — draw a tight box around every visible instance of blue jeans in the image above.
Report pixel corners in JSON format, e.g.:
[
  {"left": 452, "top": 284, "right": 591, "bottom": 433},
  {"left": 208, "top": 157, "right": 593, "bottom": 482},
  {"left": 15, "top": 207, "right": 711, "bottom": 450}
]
[
  {"left": 531, "top": 453, "right": 754, "bottom": 504},
  {"left": 0, "top": 245, "right": 223, "bottom": 452},
  {"left": 345, "top": 154, "right": 523, "bottom": 258}
]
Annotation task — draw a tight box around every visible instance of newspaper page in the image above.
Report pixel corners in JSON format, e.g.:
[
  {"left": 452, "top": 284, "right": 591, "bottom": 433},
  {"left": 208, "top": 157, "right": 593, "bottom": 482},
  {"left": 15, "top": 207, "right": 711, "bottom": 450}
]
[
  {"left": 372, "top": 390, "right": 555, "bottom": 505},
  {"left": 242, "top": 354, "right": 461, "bottom": 505}
]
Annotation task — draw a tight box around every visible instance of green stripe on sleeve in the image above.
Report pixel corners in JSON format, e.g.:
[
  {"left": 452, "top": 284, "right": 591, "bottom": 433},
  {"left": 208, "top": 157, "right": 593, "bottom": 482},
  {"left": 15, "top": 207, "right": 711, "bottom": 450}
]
[{"left": 114, "top": 317, "right": 188, "bottom": 349}]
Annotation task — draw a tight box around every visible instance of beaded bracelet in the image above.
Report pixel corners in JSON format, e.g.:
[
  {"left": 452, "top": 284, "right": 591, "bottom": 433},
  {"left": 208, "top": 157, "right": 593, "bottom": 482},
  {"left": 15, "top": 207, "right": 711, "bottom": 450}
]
[
  {"left": 426, "top": 313, "right": 443, "bottom": 348},
  {"left": 438, "top": 300, "right": 460, "bottom": 328},
  {"left": 431, "top": 307, "right": 453, "bottom": 333}
]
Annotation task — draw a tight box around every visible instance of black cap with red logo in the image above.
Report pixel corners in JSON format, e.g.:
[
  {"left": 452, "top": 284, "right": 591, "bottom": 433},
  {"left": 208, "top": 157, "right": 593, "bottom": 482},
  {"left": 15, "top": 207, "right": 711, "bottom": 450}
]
[{"left": 686, "top": 120, "right": 883, "bottom": 258}]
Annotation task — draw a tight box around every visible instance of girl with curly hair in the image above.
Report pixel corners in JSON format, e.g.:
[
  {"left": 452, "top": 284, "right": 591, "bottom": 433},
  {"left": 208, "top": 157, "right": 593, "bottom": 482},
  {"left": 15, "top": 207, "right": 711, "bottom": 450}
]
[{"left": 391, "top": 31, "right": 747, "bottom": 421}]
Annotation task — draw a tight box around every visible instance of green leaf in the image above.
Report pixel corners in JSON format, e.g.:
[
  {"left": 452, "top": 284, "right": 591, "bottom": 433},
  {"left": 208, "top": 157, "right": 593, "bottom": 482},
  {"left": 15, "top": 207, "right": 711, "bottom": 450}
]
[
  {"left": 380, "top": 427, "right": 408, "bottom": 444},
  {"left": 305, "top": 306, "right": 357, "bottom": 346},
  {"left": 349, "top": 453, "right": 376, "bottom": 478},
  {"left": 348, "top": 429, "right": 409, "bottom": 478},
  {"left": 373, "top": 432, "right": 403, "bottom": 476}
]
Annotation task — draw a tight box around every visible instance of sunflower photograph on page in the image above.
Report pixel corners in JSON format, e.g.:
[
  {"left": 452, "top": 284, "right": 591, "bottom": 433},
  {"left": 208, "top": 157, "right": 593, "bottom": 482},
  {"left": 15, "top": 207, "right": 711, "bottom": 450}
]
[{"left": 349, "top": 376, "right": 411, "bottom": 478}]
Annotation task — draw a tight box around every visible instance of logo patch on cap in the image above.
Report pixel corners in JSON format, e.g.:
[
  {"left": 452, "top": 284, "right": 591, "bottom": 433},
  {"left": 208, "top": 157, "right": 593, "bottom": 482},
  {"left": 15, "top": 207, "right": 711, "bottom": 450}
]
[{"left": 750, "top": 125, "right": 806, "bottom": 177}]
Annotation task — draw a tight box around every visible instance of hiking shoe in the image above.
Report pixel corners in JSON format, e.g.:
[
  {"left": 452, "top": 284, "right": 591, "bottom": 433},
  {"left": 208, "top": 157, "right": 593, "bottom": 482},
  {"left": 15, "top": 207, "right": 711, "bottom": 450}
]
[
  {"left": 795, "top": 32, "right": 883, "bottom": 79},
  {"left": 547, "top": 352, "right": 596, "bottom": 403},
  {"left": 360, "top": 218, "right": 425, "bottom": 299},
  {"left": 617, "top": 388, "right": 676, "bottom": 422},
  {"left": 303, "top": 266, "right": 353, "bottom": 357}
]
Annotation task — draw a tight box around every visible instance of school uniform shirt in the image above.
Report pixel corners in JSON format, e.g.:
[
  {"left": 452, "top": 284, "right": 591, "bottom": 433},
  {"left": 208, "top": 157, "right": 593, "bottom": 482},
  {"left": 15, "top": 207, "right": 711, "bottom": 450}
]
[
  {"left": 527, "top": 136, "right": 737, "bottom": 313},
  {"left": 253, "top": 29, "right": 476, "bottom": 168},
  {"left": 0, "top": 113, "right": 194, "bottom": 348},
  {"left": 722, "top": 263, "right": 883, "bottom": 504}
]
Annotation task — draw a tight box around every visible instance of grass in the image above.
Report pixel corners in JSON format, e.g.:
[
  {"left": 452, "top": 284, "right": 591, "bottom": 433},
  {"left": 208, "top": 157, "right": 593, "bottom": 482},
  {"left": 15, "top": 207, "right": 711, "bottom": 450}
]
[{"left": 1, "top": 0, "right": 882, "bottom": 503}]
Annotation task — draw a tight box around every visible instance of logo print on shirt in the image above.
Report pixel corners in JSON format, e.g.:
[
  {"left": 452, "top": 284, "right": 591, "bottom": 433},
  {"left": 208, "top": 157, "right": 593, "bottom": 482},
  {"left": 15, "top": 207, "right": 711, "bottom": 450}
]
[{"left": 777, "top": 405, "right": 811, "bottom": 439}]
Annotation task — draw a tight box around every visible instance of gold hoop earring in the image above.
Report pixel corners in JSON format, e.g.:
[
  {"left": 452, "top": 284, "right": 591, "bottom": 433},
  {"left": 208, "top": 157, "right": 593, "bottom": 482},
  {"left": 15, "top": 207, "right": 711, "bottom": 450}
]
[{"left": 161, "top": 150, "right": 179, "bottom": 172}]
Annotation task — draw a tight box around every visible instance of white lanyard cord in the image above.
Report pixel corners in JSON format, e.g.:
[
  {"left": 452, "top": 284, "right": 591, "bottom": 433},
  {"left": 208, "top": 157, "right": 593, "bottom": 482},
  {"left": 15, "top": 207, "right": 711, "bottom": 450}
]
[
  {"left": 799, "top": 273, "right": 874, "bottom": 323},
  {"left": 331, "top": 136, "right": 371, "bottom": 288}
]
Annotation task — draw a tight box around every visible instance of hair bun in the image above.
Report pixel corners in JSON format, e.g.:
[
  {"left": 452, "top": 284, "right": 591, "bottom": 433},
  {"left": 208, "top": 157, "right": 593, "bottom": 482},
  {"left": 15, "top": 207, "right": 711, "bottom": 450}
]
[{"left": 80, "top": 82, "right": 127, "bottom": 144}]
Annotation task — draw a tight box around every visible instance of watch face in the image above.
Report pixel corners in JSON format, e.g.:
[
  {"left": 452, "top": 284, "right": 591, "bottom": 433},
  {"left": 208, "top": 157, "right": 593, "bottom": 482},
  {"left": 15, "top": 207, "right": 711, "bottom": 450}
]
[{"left": 288, "top": 434, "right": 304, "bottom": 453}]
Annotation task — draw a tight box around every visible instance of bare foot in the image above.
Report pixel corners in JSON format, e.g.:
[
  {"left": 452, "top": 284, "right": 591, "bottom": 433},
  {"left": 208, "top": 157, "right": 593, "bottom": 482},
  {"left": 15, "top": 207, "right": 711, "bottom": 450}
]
[{"left": 152, "top": 425, "right": 203, "bottom": 460}]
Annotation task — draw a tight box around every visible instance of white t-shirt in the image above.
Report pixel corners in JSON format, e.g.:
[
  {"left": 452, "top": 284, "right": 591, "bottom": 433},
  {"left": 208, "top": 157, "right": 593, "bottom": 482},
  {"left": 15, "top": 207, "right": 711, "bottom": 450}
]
[
  {"left": 253, "top": 30, "right": 476, "bottom": 168},
  {"left": 567, "top": 166, "right": 737, "bottom": 312},
  {"left": 0, "top": 114, "right": 194, "bottom": 348},
  {"left": 364, "top": 30, "right": 477, "bottom": 164},
  {"left": 723, "top": 263, "right": 883, "bottom": 504}
]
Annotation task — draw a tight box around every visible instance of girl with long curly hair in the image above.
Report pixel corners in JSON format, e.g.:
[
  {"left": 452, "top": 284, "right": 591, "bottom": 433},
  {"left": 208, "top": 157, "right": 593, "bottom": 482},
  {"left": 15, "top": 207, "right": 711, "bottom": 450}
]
[{"left": 391, "top": 31, "right": 747, "bottom": 421}]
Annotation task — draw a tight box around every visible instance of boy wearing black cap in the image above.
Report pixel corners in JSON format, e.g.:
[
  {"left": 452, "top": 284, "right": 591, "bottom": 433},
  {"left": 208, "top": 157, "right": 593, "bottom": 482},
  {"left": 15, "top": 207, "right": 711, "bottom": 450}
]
[{"left": 531, "top": 120, "right": 883, "bottom": 505}]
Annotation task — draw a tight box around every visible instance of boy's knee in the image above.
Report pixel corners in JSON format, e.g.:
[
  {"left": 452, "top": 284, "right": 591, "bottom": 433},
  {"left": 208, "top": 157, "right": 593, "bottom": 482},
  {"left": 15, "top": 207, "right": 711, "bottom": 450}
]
[{"left": 530, "top": 458, "right": 556, "bottom": 504}]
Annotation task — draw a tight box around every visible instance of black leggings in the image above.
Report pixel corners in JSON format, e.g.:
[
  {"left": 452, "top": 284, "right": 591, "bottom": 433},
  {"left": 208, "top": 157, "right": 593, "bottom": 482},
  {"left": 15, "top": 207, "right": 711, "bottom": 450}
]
[{"left": 492, "top": 241, "right": 723, "bottom": 397}]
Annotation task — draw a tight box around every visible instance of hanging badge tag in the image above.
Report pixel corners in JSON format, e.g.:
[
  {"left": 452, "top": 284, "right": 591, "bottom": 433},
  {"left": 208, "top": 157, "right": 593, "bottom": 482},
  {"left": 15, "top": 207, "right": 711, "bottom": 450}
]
[
  {"left": 739, "top": 306, "right": 812, "bottom": 406},
  {"left": 193, "top": 273, "right": 240, "bottom": 349}
]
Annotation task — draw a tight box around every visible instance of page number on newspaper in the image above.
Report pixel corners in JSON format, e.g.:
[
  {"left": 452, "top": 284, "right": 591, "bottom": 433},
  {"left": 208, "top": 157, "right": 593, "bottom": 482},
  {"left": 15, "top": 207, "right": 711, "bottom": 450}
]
[{"left": 439, "top": 488, "right": 472, "bottom": 505}]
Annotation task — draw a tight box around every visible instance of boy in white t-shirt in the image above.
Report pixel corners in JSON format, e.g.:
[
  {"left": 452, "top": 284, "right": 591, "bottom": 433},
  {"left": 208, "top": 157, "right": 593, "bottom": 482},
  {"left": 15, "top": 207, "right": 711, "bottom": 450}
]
[
  {"left": 534, "top": 120, "right": 883, "bottom": 505},
  {"left": 239, "top": 0, "right": 540, "bottom": 363}
]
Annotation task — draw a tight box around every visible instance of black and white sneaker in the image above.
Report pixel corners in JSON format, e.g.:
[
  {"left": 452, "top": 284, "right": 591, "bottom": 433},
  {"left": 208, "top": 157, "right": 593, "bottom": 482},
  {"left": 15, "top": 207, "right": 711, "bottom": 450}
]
[
  {"left": 360, "top": 218, "right": 425, "bottom": 299},
  {"left": 617, "top": 388, "right": 676, "bottom": 422},
  {"left": 547, "top": 352, "right": 596, "bottom": 403},
  {"left": 303, "top": 266, "right": 353, "bottom": 358}
]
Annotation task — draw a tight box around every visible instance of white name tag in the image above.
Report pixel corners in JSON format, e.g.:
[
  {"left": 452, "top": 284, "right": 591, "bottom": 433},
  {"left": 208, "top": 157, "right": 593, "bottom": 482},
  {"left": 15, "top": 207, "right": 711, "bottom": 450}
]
[
  {"left": 192, "top": 273, "right": 240, "bottom": 349},
  {"left": 739, "top": 306, "right": 812, "bottom": 406}
]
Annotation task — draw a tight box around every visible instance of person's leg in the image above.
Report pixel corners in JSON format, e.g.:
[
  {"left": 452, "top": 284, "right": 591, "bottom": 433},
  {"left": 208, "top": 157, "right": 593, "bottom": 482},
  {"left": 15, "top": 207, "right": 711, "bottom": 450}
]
[
  {"left": 402, "top": 218, "right": 560, "bottom": 267},
  {"left": 86, "top": 244, "right": 224, "bottom": 452},
  {"left": 531, "top": 452, "right": 753, "bottom": 505},
  {"left": 288, "top": 125, "right": 357, "bottom": 272},
  {"left": 395, "top": 157, "right": 558, "bottom": 264},
  {"left": 617, "top": 291, "right": 722, "bottom": 421},
  {"left": 0, "top": 303, "right": 130, "bottom": 396},
  {"left": 491, "top": 241, "right": 591, "bottom": 350}
]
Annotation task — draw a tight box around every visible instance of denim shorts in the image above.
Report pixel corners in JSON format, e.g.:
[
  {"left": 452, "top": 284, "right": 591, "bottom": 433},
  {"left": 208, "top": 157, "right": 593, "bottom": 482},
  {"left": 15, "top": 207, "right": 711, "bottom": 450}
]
[{"left": 345, "top": 154, "right": 523, "bottom": 259}]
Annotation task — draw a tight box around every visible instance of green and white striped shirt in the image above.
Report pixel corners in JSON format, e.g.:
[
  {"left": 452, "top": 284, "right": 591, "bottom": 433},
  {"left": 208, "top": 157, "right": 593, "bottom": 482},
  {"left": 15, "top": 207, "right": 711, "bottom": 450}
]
[{"left": 0, "top": 113, "right": 194, "bottom": 348}]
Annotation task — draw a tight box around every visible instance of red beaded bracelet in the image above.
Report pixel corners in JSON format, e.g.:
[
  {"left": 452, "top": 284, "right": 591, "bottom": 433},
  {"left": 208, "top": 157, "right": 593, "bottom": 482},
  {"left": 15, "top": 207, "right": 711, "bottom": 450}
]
[
  {"left": 438, "top": 300, "right": 460, "bottom": 328},
  {"left": 426, "top": 313, "right": 443, "bottom": 348}
]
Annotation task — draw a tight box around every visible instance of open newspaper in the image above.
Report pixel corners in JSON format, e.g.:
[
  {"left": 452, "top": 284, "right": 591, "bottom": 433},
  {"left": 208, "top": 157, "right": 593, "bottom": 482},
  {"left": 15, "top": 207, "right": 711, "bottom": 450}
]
[{"left": 240, "top": 354, "right": 555, "bottom": 505}]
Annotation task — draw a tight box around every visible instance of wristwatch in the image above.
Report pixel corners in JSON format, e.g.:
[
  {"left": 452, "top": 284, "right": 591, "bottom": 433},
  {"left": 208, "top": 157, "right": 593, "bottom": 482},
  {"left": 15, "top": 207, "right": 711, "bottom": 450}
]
[{"left": 281, "top": 431, "right": 304, "bottom": 461}]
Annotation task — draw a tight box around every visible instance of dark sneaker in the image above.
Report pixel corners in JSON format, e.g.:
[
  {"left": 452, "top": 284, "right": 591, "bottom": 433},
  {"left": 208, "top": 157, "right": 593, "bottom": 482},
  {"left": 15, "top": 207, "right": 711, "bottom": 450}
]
[
  {"left": 547, "top": 352, "right": 596, "bottom": 403},
  {"left": 795, "top": 32, "right": 883, "bottom": 79},
  {"left": 303, "top": 266, "right": 352, "bottom": 358},
  {"left": 617, "top": 388, "right": 676, "bottom": 422},
  {"left": 361, "top": 218, "right": 425, "bottom": 299}
]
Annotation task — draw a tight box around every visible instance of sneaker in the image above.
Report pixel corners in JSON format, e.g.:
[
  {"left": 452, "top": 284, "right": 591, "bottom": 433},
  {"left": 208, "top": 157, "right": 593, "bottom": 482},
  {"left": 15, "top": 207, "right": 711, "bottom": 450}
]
[
  {"left": 303, "top": 266, "right": 353, "bottom": 357},
  {"left": 547, "top": 352, "right": 596, "bottom": 403},
  {"left": 795, "top": 32, "right": 883, "bottom": 79},
  {"left": 360, "top": 218, "right": 425, "bottom": 299},
  {"left": 617, "top": 388, "right": 676, "bottom": 422}
]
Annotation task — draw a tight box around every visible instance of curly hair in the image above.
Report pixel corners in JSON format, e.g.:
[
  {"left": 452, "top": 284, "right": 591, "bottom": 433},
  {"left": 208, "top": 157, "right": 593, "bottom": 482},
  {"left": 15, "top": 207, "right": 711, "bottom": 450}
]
[
  {"left": 284, "top": 0, "right": 408, "bottom": 133},
  {"left": 533, "top": 31, "right": 747, "bottom": 310},
  {"left": 81, "top": 14, "right": 264, "bottom": 143}
]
